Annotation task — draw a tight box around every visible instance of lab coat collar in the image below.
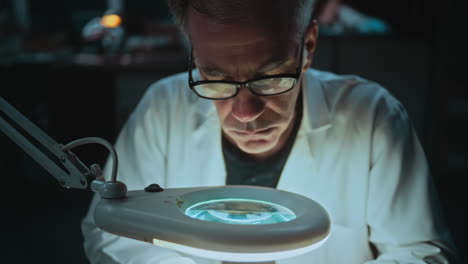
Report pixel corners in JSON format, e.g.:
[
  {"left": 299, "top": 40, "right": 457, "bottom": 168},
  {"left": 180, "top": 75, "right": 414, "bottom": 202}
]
[{"left": 301, "top": 69, "right": 332, "bottom": 133}]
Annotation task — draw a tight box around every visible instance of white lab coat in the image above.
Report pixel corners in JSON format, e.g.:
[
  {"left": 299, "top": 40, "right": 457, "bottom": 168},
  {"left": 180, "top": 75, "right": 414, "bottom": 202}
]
[{"left": 82, "top": 69, "right": 455, "bottom": 264}]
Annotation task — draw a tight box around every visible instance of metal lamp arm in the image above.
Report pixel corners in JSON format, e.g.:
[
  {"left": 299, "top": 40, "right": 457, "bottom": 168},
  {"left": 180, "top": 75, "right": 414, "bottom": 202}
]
[{"left": 0, "top": 96, "right": 126, "bottom": 198}]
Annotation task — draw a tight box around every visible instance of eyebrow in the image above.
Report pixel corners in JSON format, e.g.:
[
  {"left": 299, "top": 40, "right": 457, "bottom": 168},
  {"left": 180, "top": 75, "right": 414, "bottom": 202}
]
[
  {"left": 257, "top": 58, "right": 295, "bottom": 74},
  {"left": 197, "top": 66, "right": 231, "bottom": 78},
  {"left": 197, "top": 58, "right": 295, "bottom": 79}
]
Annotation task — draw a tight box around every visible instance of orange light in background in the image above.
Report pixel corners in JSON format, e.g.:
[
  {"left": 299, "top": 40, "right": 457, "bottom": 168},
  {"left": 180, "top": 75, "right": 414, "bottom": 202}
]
[{"left": 101, "top": 14, "right": 122, "bottom": 28}]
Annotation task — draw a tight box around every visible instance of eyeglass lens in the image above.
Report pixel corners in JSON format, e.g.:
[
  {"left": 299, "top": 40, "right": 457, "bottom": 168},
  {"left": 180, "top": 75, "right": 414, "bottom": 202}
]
[{"left": 194, "top": 77, "right": 296, "bottom": 99}]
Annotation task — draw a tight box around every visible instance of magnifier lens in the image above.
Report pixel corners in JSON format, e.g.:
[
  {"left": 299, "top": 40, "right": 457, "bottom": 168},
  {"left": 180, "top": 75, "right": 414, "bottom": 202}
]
[{"left": 185, "top": 198, "right": 296, "bottom": 225}]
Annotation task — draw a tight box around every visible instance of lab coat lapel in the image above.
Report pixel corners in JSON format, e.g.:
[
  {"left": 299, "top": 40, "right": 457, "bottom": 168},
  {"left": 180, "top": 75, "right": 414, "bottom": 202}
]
[
  {"left": 191, "top": 102, "right": 227, "bottom": 187},
  {"left": 277, "top": 130, "right": 317, "bottom": 195},
  {"left": 277, "top": 69, "right": 332, "bottom": 199}
]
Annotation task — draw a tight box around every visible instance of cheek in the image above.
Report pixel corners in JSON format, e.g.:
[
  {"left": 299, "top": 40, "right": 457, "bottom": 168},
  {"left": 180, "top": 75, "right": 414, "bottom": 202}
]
[
  {"left": 266, "top": 90, "right": 299, "bottom": 118},
  {"left": 214, "top": 101, "right": 232, "bottom": 121}
]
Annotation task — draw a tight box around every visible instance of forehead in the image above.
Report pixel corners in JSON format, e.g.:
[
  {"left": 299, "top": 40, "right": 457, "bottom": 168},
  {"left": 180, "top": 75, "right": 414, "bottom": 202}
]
[
  {"left": 187, "top": 6, "right": 298, "bottom": 43},
  {"left": 186, "top": 8, "right": 299, "bottom": 71}
]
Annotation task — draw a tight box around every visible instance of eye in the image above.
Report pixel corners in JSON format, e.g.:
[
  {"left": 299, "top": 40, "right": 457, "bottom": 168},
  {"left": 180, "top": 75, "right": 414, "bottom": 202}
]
[
  {"left": 254, "top": 79, "right": 275, "bottom": 85},
  {"left": 194, "top": 83, "right": 237, "bottom": 98},
  {"left": 249, "top": 78, "right": 296, "bottom": 95},
  {"left": 277, "top": 78, "right": 295, "bottom": 88}
]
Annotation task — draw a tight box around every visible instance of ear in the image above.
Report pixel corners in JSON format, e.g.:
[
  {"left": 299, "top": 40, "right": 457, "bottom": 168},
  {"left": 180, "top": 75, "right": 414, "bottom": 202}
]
[{"left": 302, "top": 20, "right": 319, "bottom": 71}]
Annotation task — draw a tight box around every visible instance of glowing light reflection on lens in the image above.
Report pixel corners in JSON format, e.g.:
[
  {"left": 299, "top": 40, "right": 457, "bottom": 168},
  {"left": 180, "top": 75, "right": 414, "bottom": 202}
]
[{"left": 185, "top": 198, "right": 296, "bottom": 225}]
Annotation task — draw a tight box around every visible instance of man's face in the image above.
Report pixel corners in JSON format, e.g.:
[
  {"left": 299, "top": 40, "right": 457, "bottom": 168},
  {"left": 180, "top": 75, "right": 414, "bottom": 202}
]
[{"left": 187, "top": 9, "right": 305, "bottom": 160}]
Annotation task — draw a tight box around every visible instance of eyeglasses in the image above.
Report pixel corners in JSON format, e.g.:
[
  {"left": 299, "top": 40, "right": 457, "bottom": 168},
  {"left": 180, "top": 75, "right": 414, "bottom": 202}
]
[{"left": 188, "top": 41, "right": 304, "bottom": 100}]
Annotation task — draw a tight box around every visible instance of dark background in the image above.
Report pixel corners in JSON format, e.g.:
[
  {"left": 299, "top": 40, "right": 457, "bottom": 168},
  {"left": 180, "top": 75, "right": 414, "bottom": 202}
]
[{"left": 0, "top": 0, "right": 467, "bottom": 263}]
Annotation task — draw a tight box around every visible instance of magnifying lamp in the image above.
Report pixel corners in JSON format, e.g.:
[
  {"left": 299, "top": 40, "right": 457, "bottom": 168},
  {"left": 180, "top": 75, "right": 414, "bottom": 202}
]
[{"left": 0, "top": 96, "right": 330, "bottom": 262}]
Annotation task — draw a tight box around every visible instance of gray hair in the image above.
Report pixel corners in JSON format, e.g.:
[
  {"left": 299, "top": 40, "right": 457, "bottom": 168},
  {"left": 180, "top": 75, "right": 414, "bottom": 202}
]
[{"left": 166, "top": 0, "right": 315, "bottom": 37}]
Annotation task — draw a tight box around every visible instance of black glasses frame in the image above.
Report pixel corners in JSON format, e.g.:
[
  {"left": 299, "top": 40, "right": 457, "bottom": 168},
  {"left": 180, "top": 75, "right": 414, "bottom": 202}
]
[{"left": 188, "top": 39, "right": 305, "bottom": 100}]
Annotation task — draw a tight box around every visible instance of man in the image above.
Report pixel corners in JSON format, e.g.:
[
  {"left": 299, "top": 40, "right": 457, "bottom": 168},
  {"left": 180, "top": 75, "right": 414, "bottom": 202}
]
[{"left": 82, "top": 0, "right": 457, "bottom": 263}]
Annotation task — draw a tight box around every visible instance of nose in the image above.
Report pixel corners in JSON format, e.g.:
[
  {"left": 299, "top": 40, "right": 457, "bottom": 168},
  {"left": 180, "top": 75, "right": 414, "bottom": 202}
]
[{"left": 231, "top": 87, "right": 265, "bottom": 122}]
